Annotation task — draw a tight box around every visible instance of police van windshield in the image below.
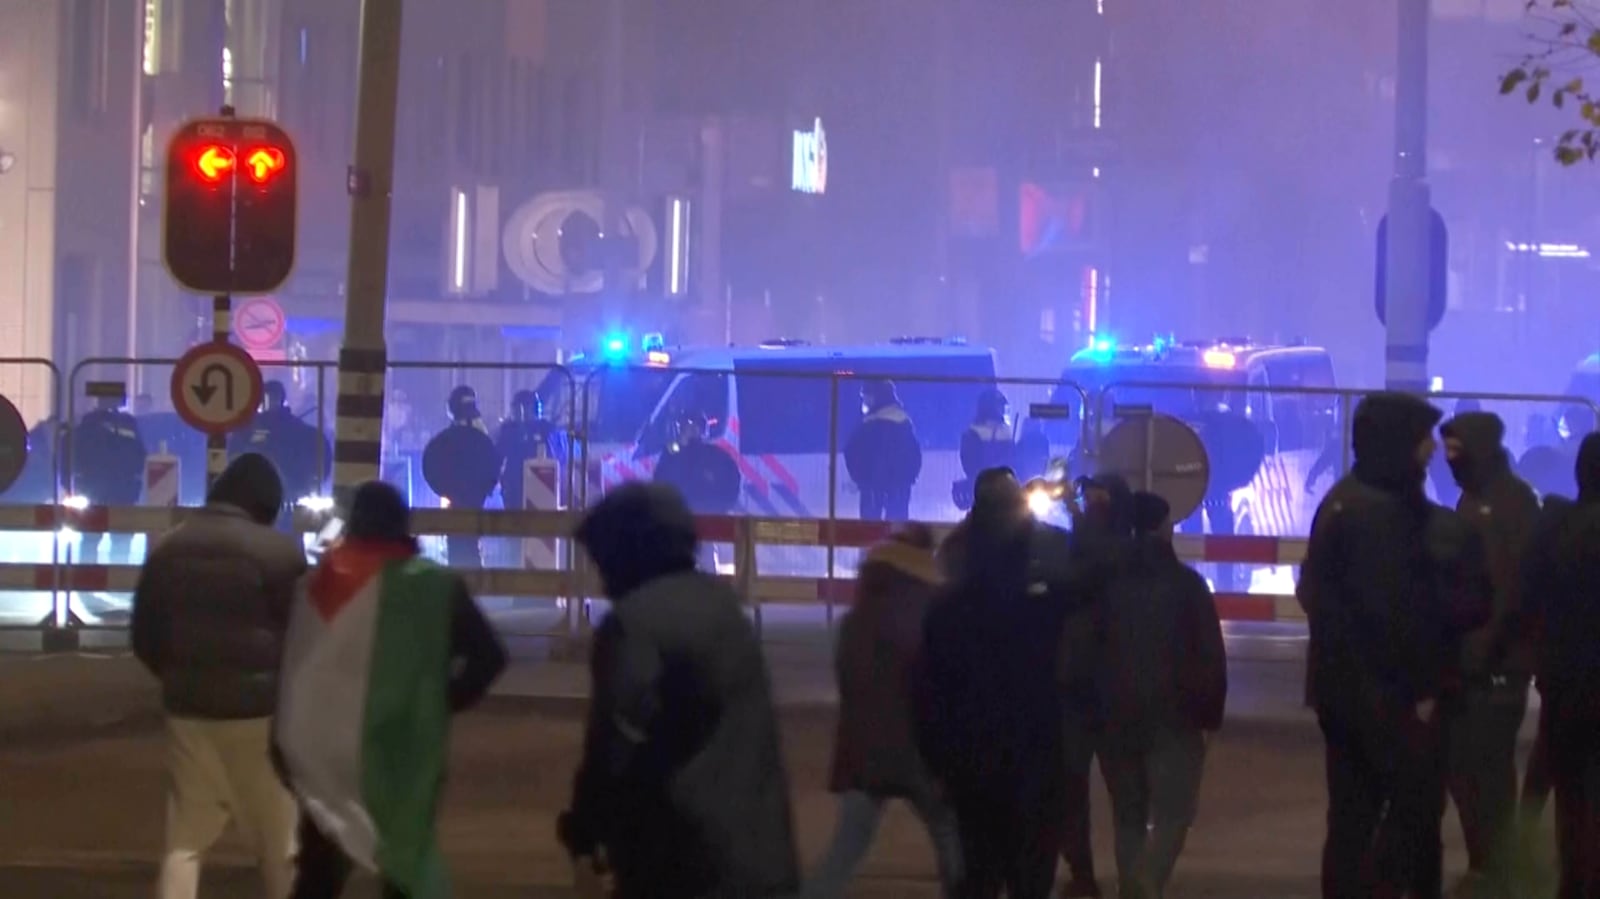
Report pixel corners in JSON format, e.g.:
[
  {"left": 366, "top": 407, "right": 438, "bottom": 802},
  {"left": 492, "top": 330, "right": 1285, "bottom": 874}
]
[
  {"left": 731, "top": 353, "right": 998, "bottom": 455},
  {"left": 1059, "top": 363, "right": 1247, "bottom": 420},
  {"left": 535, "top": 366, "right": 676, "bottom": 445}
]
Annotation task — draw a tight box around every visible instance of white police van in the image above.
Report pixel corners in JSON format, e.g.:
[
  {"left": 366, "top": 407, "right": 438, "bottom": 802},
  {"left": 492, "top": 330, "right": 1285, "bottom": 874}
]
[{"left": 1058, "top": 337, "right": 1340, "bottom": 542}]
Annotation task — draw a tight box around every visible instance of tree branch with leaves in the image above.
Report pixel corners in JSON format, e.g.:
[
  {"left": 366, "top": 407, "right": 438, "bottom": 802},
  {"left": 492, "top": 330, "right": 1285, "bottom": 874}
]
[{"left": 1502, "top": 0, "right": 1600, "bottom": 164}]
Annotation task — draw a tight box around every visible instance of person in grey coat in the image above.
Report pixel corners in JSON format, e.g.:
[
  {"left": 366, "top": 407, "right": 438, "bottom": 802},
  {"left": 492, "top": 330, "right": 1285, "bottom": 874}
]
[{"left": 131, "top": 452, "right": 307, "bottom": 899}]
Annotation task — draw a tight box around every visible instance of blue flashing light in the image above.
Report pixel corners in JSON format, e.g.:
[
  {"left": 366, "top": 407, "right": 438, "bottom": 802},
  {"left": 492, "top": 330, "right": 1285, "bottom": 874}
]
[{"left": 601, "top": 333, "right": 629, "bottom": 359}]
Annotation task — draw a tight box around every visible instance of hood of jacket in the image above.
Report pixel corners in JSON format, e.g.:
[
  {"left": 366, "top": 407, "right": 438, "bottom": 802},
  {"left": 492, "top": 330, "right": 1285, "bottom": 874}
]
[
  {"left": 575, "top": 482, "right": 698, "bottom": 599},
  {"left": 1441, "top": 411, "right": 1510, "bottom": 493},
  {"left": 207, "top": 452, "right": 284, "bottom": 524},
  {"left": 1578, "top": 431, "right": 1600, "bottom": 504},
  {"left": 1351, "top": 392, "right": 1441, "bottom": 497}
]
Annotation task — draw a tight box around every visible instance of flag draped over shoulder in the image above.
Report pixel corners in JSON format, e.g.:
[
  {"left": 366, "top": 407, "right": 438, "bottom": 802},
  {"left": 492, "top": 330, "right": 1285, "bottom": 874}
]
[{"left": 276, "top": 540, "right": 454, "bottom": 898}]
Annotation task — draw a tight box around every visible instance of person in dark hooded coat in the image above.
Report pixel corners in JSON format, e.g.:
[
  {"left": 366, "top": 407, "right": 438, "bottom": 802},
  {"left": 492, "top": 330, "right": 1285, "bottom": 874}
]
[
  {"left": 917, "top": 468, "right": 1077, "bottom": 899},
  {"left": 805, "top": 524, "right": 961, "bottom": 899},
  {"left": 1437, "top": 410, "right": 1540, "bottom": 895},
  {"left": 1520, "top": 432, "right": 1600, "bottom": 898},
  {"left": 560, "top": 482, "right": 799, "bottom": 899},
  {"left": 1096, "top": 492, "right": 1225, "bottom": 899},
  {"left": 1297, "top": 392, "right": 1494, "bottom": 899}
]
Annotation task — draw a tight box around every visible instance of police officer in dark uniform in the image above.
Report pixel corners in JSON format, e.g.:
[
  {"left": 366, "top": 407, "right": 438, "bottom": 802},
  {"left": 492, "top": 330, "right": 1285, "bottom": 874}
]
[
  {"left": 230, "top": 381, "right": 332, "bottom": 519},
  {"left": 495, "top": 389, "right": 567, "bottom": 511},
  {"left": 423, "top": 385, "right": 501, "bottom": 568},
  {"left": 653, "top": 411, "right": 741, "bottom": 516},
  {"left": 71, "top": 397, "right": 147, "bottom": 564},
  {"left": 844, "top": 380, "right": 922, "bottom": 522},
  {"left": 954, "top": 388, "right": 1014, "bottom": 511}
]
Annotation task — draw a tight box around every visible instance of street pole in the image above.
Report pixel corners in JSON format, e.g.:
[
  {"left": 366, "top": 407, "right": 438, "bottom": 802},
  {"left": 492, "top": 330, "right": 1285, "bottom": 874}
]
[
  {"left": 598, "top": 0, "right": 628, "bottom": 324},
  {"left": 332, "top": 0, "right": 404, "bottom": 499},
  {"left": 211, "top": 104, "right": 237, "bottom": 492},
  {"left": 1384, "top": 0, "right": 1432, "bottom": 392}
]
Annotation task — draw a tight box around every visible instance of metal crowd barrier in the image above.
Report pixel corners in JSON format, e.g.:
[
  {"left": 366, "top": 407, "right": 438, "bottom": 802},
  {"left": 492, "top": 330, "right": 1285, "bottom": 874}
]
[{"left": 0, "top": 501, "right": 1308, "bottom": 651}]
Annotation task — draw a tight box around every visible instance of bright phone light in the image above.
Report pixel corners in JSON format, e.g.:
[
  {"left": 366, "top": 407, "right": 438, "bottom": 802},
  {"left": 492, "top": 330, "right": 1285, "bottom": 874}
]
[{"left": 297, "top": 495, "right": 335, "bottom": 513}]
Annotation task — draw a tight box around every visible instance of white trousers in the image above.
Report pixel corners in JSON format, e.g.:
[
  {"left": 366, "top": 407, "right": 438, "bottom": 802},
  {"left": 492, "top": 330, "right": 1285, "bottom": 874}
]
[{"left": 156, "top": 716, "right": 298, "bottom": 899}]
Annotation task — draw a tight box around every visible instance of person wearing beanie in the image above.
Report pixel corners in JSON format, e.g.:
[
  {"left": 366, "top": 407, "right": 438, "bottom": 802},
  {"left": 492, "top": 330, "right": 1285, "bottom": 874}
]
[
  {"left": 131, "top": 452, "right": 307, "bottom": 899},
  {"left": 273, "top": 480, "right": 505, "bottom": 899},
  {"left": 1297, "top": 392, "right": 1493, "bottom": 899},
  {"left": 805, "top": 523, "right": 961, "bottom": 898},
  {"left": 559, "top": 483, "right": 798, "bottom": 899},
  {"left": 1095, "top": 490, "right": 1224, "bottom": 899}
]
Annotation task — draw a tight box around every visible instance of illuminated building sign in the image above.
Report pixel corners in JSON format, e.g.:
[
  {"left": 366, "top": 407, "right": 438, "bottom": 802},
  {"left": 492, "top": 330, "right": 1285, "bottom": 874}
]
[{"left": 792, "top": 117, "right": 828, "bottom": 195}]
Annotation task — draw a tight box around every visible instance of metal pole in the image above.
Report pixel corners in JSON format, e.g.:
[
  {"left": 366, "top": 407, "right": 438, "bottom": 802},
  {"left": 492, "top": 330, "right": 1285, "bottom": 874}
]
[
  {"left": 332, "top": 0, "right": 404, "bottom": 499},
  {"left": 598, "top": 0, "right": 629, "bottom": 319},
  {"left": 1384, "top": 0, "right": 1432, "bottom": 392},
  {"left": 208, "top": 294, "right": 232, "bottom": 489}
]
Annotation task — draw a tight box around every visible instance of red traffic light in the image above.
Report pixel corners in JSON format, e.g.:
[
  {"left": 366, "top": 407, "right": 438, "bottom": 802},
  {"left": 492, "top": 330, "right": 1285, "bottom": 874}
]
[
  {"left": 243, "top": 146, "right": 287, "bottom": 184},
  {"left": 193, "top": 145, "right": 235, "bottom": 183}
]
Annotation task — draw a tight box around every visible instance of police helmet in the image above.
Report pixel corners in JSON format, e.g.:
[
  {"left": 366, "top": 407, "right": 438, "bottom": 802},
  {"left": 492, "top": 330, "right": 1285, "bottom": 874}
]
[
  {"left": 263, "top": 380, "right": 289, "bottom": 412},
  {"left": 977, "top": 388, "right": 1009, "bottom": 422},
  {"left": 861, "top": 379, "right": 899, "bottom": 412},
  {"left": 511, "top": 389, "right": 543, "bottom": 422},
  {"left": 448, "top": 385, "right": 479, "bottom": 422}
]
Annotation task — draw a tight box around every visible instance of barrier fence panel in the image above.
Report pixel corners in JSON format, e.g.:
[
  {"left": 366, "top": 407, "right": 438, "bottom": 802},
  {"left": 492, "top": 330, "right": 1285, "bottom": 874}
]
[{"left": 0, "top": 358, "right": 64, "bottom": 636}]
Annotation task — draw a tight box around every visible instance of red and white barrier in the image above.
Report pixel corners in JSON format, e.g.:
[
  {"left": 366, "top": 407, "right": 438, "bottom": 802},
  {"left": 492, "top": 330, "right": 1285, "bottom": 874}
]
[
  {"left": 144, "top": 453, "right": 180, "bottom": 508},
  {"left": 0, "top": 502, "right": 1312, "bottom": 624},
  {"left": 521, "top": 458, "right": 564, "bottom": 571}
]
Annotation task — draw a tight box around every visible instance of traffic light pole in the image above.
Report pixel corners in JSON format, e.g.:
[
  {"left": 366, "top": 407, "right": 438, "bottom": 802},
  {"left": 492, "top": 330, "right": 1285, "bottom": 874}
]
[
  {"left": 332, "top": 0, "right": 404, "bottom": 501},
  {"left": 1384, "top": 0, "right": 1432, "bottom": 393},
  {"left": 210, "top": 105, "right": 236, "bottom": 493}
]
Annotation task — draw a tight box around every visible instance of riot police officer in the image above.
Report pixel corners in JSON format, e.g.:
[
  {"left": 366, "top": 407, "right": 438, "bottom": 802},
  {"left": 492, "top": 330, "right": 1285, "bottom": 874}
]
[
  {"left": 423, "top": 385, "right": 501, "bottom": 568},
  {"left": 229, "top": 381, "right": 332, "bottom": 516},
  {"left": 844, "top": 380, "right": 922, "bottom": 522},
  {"left": 954, "top": 388, "right": 1015, "bottom": 510},
  {"left": 653, "top": 411, "right": 741, "bottom": 515},
  {"left": 495, "top": 390, "right": 568, "bottom": 511},
  {"left": 70, "top": 397, "right": 147, "bottom": 565}
]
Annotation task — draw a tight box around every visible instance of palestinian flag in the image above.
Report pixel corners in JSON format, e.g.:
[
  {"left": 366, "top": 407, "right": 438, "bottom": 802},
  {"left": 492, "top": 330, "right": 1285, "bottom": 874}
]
[{"left": 276, "top": 541, "right": 455, "bottom": 898}]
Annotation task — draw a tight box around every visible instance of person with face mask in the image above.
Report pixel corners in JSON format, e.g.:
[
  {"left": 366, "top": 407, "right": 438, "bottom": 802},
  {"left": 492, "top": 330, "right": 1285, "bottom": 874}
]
[
  {"left": 844, "top": 379, "right": 922, "bottom": 522},
  {"left": 422, "top": 386, "right": 501, "bottom": 568},
  {"left": 1436, "top": 410, "right": 1540, "bottom": 897},
  {"left": 1297, "top": 392, "right": 1494, "bottom": 899}
]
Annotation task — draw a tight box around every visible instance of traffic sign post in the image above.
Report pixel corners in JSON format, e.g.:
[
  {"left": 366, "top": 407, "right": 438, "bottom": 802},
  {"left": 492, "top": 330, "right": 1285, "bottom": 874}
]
[
  {"left": 234, "top": 296, "right": 286, "bottom": 350},
  {"left": 171, "top": 342, "right": 263, "bottom": 483},
  {"left": 0, "top": 395, "right": 29, "bottom": 495},
  {"left": 1374, "top": 207, "right": 1449, "bottom": 332}
]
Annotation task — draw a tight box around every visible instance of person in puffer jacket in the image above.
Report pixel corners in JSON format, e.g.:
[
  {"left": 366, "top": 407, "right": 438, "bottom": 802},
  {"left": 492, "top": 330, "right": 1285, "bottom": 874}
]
[
  {"left": 804, "top": 524, "right": 961, "bottom": 899},
  {"left": 1095, "top": 492, "right": 1225, "bottom": 899},
  {"left": 1437, "top": 410, "right": 1540, "bottom": 897}
]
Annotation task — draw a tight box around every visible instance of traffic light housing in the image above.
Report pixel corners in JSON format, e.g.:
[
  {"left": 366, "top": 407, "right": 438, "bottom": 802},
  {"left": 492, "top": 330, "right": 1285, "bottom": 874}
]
[{"left": 163, "top": 118, "right": 298, "bottom": 295}]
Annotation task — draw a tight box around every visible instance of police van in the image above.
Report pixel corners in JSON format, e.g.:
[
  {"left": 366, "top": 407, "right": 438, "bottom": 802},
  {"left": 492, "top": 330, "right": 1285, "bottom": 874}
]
[
  {"left": 1056, "top": 337, "right": 1339, "bottom": 544},
  {"left": 538, "top": 336, "right": 997, "bottom": 519}
]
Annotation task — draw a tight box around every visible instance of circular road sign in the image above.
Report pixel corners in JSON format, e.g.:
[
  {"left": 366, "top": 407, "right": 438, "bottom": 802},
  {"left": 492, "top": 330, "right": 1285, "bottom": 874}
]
[
  {"left": 233, "top": 296, "right": 286, "bottom": 349},
  {"left": 0, "top": 395, "right": 29, "bottom": 494},
  {"left": 171, "top": 342, "right": 264, "bottom": 435},
  {"left": 1096, "top": 412, "right": 1211, "bottom": 525}
]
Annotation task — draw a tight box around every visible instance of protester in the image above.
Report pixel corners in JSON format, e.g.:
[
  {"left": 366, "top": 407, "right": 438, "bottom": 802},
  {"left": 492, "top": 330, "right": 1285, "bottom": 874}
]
[
  {"left": 559, "top": 482, "right": 799, "bottom": 899},
  {"left": 1521, "top": 432, "right": 1600, "bottom": 898},
  {"left": 804, "top": 523, "right": 961, "bottom": 899},
  {"left": 918, "top": 467, "right": 1075, "bottom": 899},
  {"left": 130, "top": 452, "right": 306, "bottom": 899},
  {"left": 273, "top": 480, "right": 506, "bottom": 899},
  {"left": 1438, "top": 411, "right": 1540, "bottom": 896},
  {"left": 1057, "top": 472, "right": 1137, "bottom": 899},
  {"left": 1297, "top": 392, "right": 1493, "bottom": 899},
  {"left": 1096, "top": 492, "right": 1226, "bottom": 899}
]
